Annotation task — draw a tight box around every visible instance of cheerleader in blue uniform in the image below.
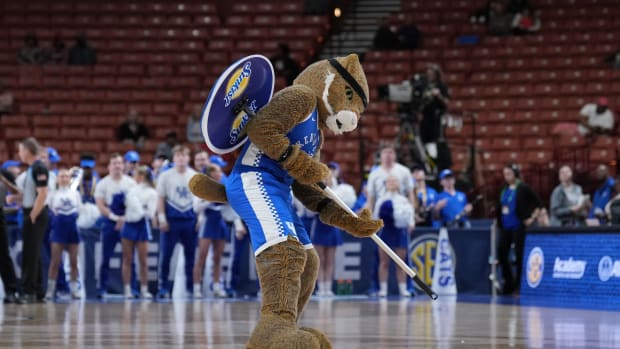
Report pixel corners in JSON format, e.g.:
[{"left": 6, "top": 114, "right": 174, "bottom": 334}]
[
  {"left": 45, "top": 169, "right": 82, "bottom": 300},
  {"left": 307, "top": 163, "right": 357, "bottom": 296},
  {"left": 192, "top": 164, "right": 230, "bottom": 298},
  {"left": 122, "top": 166, "right": 157, "bottom": 299},
  {"left": 374, "top": 175, "right": 415, "bottom": 297}
]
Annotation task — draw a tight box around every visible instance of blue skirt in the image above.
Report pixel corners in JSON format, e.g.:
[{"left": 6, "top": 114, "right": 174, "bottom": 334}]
[
  {"left": 378, "top": 226, "right": 408, "bottom": 249},
  {"left": 121, "top": 218, "right": 152, "bottom": 242},
  {"left": 309, "top": 217, "right": 343, "bottom": 247},
  {"left": 201, "top": 210, "right": 231, "bottom": 240},
  {"left": 51, "top": 213, "right": 80, "bottom": 244}
]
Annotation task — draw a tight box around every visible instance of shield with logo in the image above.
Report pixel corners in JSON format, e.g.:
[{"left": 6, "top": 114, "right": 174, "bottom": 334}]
[{"left": 201, "top": 55, "right": 275, "bottom": 154}]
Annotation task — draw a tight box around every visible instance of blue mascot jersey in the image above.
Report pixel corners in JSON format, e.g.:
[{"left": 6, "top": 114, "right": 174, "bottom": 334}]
[
  {"left": 233, "top": 107, "right": 320, "bottom": 185},
  {"left": 226, "top": 107, "right": 320, "bottom": 255}
]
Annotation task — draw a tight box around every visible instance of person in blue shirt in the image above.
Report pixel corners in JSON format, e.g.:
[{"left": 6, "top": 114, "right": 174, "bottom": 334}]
[
  {"left": 495, "top": 163, "right": 543, "bottom": 295},
  {"left": 433, "top": 169, "right": 471, "bottom": 228},
  {"left": 589, "top": 164, "right": 615, "bottom": 223},
  {"left": 412, "top": 165, "right": 438, "bottom": 227},
  {"left": 124, "top": 150, "right": 140, "bottom": 177}
]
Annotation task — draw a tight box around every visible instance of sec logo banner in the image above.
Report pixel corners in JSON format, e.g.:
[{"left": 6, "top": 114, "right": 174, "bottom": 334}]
[
  {"left": 409, "top": 233, "right": 456, "bottom": 290},
  {"left": 526, "top": 247, "right": 544, "bottom": 288}
]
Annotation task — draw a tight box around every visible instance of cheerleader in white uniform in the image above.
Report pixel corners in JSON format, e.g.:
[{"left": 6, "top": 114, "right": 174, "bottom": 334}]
[
  {"left": 122, "top": 165, "right": 158, "bottom": 299},
  {"left": 45, "top": 169, "right": 82, "bottom": 300},
  {"left": 374, "top": 175, "right": 415, "bottom": 297},
  {"left": 192, "top": 164, "right": 231, "bottom": 298}
]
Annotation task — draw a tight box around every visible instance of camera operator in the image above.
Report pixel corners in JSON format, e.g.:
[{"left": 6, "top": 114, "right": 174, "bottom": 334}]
[{"left": 419, "top": 64, "right": 450, "bottom": 167}]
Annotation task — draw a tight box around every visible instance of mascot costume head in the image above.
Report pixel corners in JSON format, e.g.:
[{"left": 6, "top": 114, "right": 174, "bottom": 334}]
[{"left": 190, "top": 54, "right": 382, "bottom": 349}]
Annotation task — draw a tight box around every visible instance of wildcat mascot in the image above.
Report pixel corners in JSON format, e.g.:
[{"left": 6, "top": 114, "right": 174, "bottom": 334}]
[{"left": 189, "top": 54, "right": 383, "bottom": 349}]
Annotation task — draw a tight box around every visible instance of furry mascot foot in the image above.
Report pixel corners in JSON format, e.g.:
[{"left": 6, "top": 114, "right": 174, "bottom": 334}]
[
  {"left": 246, "top": 238, "right": 328, "bottom": 349},
  {"left": 300, "top": 327, "right": 333, "bottom": 349}
]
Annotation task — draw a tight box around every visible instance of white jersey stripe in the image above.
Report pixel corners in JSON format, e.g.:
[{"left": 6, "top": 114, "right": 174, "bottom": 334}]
[{"left": 240, "top": 172, "right": 282, "bottom": 252}]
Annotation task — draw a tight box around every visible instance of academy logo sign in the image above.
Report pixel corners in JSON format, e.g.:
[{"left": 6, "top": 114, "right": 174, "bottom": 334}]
[{"left": 552, "top": 257, "right": 587, "bottom": 279}]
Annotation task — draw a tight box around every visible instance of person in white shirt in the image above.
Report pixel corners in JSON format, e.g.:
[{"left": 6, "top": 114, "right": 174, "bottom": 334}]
[
  {"left": 156, "top": 145, "right": 197, "bottom": 298},
  {"left": 94, "top": 153, "right": 137, "bottom": 297},
  {"left": 365, "top": 144, "right": 415, "bottom": 215},
  {"left": 45, "top": 168, "right": 83, "bottom": 300},
  {"left": 578, "top": 97, "right": 614, "bottom": 135},
  {"left": 121, "top": 165, "right": 158, "bottom": 299},
  {"left": 373, "top": 175, "right": 415, "bottom": 297},
  {"left": 553, "top": 97, "right": 615, "bottom": 137}
]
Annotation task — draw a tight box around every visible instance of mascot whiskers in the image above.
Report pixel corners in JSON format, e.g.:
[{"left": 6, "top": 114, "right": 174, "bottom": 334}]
[{"left": 190, "top": 54, "right": 383, "bottom": 349}]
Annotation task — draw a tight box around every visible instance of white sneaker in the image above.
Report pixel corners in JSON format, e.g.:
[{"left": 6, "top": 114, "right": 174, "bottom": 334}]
[
  {"left": 324, "top": 290, "right": 335, "bottom": 297},
  {"left": 399, "top": 289, "right": 411, "bottom": 297},
  {"left": 212, "top": 283, "right": 227, "bottom": 298},
  {"left": 71, "top": 290, "right": 82, "bottom": 300},
  {"left": 194, "top": 290, "right": 203, "bottom": 299},
  {"left": 45, "top": 290, "right": 55, "bottom": 300},
  {"left": 377, "top": 290, "right": 387, "bottom": 297},
  {"left": 141, "top": 291, "right": 153, "bottom": 300}
]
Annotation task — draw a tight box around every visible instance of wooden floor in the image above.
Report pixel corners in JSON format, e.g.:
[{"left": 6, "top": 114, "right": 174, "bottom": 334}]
[{"left": 0, "top": 296, "right": 618, "bottom": 348}]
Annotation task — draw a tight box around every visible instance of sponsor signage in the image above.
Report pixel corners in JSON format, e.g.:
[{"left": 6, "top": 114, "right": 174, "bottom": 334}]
[{"left": 521, "top": 231, "right": 620, "bottom": 307}]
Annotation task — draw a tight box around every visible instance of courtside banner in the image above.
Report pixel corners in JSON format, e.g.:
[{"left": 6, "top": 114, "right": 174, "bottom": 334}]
[{"left": 521, "top": 228, "right": 620, "bottom": 308}]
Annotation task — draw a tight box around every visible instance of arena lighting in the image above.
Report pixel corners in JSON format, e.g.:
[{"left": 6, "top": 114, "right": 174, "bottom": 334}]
[{"left": 334, "top": 7, "right": 342, "bottom": 18}]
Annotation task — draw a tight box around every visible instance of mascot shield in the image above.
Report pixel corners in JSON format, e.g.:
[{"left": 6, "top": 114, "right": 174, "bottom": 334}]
[{"left": 201, "top": 55, "right": 275, "bottom": 154}]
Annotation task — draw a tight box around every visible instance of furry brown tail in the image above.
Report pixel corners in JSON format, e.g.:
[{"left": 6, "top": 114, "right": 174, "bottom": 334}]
[{"left": 188, "top": 173, "right": 228, "bottom": 203}]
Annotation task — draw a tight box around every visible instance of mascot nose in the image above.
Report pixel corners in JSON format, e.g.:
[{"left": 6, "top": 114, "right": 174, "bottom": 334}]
[{"left": 339, "top": 111, "right": 357, "bottom": 131}]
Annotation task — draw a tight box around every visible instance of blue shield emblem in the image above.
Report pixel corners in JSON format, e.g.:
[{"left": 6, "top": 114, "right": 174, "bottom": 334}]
[{"left": 201, "top": 54, "right": 275, "bottom": 154}]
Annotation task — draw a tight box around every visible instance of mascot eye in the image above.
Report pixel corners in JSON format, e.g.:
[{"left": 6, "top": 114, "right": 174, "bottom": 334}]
[{"left": 345, "top": 86, "right": 353, "bottom": 101}]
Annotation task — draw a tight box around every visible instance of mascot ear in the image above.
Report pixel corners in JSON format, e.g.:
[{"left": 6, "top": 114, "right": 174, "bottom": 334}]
[{"left": 332, "top": 54, "right": 369, "bottom": 109}]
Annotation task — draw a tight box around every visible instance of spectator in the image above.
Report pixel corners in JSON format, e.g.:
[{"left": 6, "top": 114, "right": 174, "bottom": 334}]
[
  {"left": 270, "top": 43, "right": 300, "bottom": 86},
  {"left": 604, "top": 50, "right": 620, "bottom": 69},
  {"left": 605, "top": 177, "right": 620, "bottom": 224},
  {"left": 117, "top": 108, "right": 149, "bottom": 150},
  {"left": 365, "top": 144, "right": 415, "bottom": 214},
  {"left": 44, "top": 35, "right": 66, "bottom": 65},
  {"left": 488, "top": 1, "right": 514, "bottom": 36},
  {"left": 420, "top": 64, "right": 450, "bottom": 166},
  {"left": 187, "top": 105, "right": 203, "bottom": 144},
  {"left": 373, "top": 18, "right": 400, "bottom": 51},
  {"left": 495, "top": 163, "right": 543, "bottom": 295},
  {"left": 397, "top": 17, "right": 421, "bottom": 50},
  {"left": 512, "top": 7, "right": 540, "bottom": 35},
  {"left": 579, "top": 97, "right": 614, "bottom": 136},
  {"left": 0, "top": 80, "right": 14, "bottom": 115},
  {"left": 549, "top": 165, "right": 590, "bottom": 227},
  {"left": 67, "top": 33, "right": 97, "bottom": 65},
  {"left": 17, "top": 33, "right": 42, "bottom": 64},
  {"left": 374, "top": 175, "right": 414, "bottom": 297},
  {"left": 156, "top": 132, "right": 178, "bottom": 162},
  {"left": 552, "top": 97, "right": 615, "bottom": 137},
  {"left": 193, "top": 150, "right": 210, "bottom": 173},
  {"left": 412, "top": 165, "right": 438, "bottom": 227},
  {"left": 433, "top": 169, "right": 472, "bottom": 228},
  {"left": 589, "top": 165, "right": 615, "bottom": 223}
]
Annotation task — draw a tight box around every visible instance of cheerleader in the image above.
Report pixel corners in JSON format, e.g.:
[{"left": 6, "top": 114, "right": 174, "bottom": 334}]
[
  {"left": 308, "top": 163, "right": 357, "bottom": 296},
  {"left": 192, "top": 164, "right": 229, "bottom": 298},
  {"left": 374, "top": 175, "right": 415, "bottom": 297},
  {"left": 45, "top": 168, "right": 82, "bottom": 300},
  {"left": 122, "top": 166, "right": 157, "bottom": 299}
]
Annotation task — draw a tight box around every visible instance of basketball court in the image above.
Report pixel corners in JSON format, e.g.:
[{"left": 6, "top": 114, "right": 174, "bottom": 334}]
[{"left": 1, "top": 296, "right": 618, "bottom": 348}]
